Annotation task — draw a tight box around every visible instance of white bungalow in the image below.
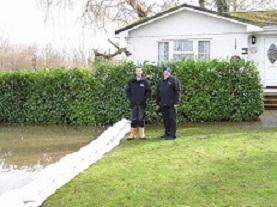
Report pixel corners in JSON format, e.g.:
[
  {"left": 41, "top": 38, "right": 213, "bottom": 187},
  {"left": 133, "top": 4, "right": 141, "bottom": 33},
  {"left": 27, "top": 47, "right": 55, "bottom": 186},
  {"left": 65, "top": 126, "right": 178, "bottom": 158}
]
[{"left": 115, "top": 3, "right": 277, "bottom": 90}]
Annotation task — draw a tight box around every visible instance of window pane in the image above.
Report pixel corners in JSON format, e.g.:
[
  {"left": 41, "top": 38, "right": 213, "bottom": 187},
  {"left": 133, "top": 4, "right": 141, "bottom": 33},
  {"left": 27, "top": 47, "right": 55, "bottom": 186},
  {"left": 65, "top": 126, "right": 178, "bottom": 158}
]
[
  {"left": 173, "top": 54, "right": 181, "bottom": 61},
  {"left": 182, "top": 41, "right": 193, "bottom": 51},
  {"left": 173, "top": 54, "right": 194, "bottom": 61},
  {"left": 198, "top": 41, "right": 210, "bottom": 61},
  {"left": 199, "top": 41, "right": 205, "bottom": 53},
  {"left": 174, "top": 40, "right": 193, "bottom": 51},
  {"left": 158, "top": 42, "right": 169, "bottom": 63},
  {"left": 174, "top": 41, "right": 182, "bottom": 51}
]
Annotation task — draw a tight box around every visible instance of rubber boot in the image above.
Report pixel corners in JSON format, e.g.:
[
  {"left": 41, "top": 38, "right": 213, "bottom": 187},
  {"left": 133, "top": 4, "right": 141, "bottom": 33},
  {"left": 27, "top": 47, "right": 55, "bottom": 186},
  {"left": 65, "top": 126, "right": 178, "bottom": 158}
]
[
  {"left": 127, "top": 128, "right": 137, "bottom": 140},
  {"left": 138, "top": 127, "right": 146, "bottom": 140}
]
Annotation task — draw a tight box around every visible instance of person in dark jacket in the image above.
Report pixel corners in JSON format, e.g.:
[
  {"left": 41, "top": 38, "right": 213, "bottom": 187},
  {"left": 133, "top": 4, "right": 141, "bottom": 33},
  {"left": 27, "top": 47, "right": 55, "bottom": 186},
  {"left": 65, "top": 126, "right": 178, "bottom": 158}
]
[
  {"left": 156, "top": 66, "right": 181, "bottom": 140},
  {"left": 126, "top": 66, "right": 151, "bottom": 140}
]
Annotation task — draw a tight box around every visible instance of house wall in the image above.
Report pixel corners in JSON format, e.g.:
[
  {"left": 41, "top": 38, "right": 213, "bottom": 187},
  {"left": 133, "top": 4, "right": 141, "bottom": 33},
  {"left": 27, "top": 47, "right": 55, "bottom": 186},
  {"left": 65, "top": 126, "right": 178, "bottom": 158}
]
[
  {"left": 248, "top": 35, "right": 264, "bottom": 85},
  {"left": 126, "top": 9, "right": 250, "bottom": 64}
]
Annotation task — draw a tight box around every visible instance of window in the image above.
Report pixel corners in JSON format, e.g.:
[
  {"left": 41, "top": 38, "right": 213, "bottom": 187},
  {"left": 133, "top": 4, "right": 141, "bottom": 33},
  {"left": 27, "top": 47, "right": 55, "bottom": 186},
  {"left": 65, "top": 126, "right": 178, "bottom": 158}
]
[
  {"left": 173, "top": 54, "right": 194, "bottom": 61},
  {"left": 157, "top": 39, "right": 211, "bottom": 62},
  {"left": 198, "top": 41, "right": 210, "bottom": 61},
  {"left": 173, "top": 40, "right": 194, "bottom": 61},
  {"left": 158, "top": 42, "right": 169, "bottom": 63},
  {"left": 174, "top": 40, "right": 193, "bottom": 52}
]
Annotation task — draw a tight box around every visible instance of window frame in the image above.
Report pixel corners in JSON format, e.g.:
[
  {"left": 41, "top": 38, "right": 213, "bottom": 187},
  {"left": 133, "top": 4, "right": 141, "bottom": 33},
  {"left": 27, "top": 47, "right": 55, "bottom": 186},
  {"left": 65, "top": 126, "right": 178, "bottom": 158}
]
[
  {"left": 158, "top": 41, "right": 169, "bottom": 63},
  {"left": 158, "top": 39, "right": 211, "bottom": 62},
  {"left": 172, "top": 39, "right": 194, "bottom": 61},
  {"left": 198, "top": 40, "right": 211, "bottom": 61}
]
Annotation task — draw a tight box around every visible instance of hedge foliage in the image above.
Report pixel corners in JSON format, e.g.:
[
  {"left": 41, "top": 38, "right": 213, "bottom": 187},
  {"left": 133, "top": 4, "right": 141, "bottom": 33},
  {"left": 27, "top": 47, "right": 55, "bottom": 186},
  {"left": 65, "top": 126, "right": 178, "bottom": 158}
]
[{"left": 0, "top": 59, "right": 264, "bottom": 125}]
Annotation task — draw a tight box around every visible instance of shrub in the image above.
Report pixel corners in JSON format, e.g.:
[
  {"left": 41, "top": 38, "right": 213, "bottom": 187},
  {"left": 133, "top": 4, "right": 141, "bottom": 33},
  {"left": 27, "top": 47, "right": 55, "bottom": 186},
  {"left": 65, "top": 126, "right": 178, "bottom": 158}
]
[{"left": 0, "top": 59, "right": 264, "bottom": 124}]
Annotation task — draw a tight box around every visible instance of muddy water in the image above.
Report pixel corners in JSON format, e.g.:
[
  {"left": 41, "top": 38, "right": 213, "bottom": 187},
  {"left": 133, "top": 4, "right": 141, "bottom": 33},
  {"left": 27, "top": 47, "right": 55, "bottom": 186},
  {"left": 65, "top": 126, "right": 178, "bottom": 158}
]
[{"left": 0, "top": 124, "right": 105, "bottom": 195}]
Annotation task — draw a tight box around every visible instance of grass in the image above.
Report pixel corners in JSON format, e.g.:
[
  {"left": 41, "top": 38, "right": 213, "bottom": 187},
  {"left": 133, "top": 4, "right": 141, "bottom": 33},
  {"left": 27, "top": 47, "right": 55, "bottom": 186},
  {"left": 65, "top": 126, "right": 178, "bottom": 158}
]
[{"left": 42, "top": 124, "right": 277, "bottom": 207}]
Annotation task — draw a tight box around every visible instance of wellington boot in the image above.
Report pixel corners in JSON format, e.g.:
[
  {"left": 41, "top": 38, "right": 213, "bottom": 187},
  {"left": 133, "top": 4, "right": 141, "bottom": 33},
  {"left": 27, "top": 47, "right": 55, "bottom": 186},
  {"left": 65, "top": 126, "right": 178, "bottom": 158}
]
[
  {"left": 127, "top": 128, "right": 137, "bottom": 140},
  {"left": 138, "top": 127, "right": 146, "bottom": 140}
]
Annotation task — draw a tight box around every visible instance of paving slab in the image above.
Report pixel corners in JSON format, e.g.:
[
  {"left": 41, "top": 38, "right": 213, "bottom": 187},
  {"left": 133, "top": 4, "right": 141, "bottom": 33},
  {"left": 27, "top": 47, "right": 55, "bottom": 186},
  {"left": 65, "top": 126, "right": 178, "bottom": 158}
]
[{"left": 259, "top": 110, "right": 277, "bottom": 127}]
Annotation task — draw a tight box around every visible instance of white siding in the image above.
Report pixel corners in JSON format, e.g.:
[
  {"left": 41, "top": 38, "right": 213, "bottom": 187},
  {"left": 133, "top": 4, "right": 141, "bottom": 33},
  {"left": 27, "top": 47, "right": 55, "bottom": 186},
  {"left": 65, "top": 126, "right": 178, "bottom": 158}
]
[
  {"left": 248, "top": 35, "right": 263, "bottom": 85},
  {"left": 127, "top": 10, "right": 249, "bottom": 63}
]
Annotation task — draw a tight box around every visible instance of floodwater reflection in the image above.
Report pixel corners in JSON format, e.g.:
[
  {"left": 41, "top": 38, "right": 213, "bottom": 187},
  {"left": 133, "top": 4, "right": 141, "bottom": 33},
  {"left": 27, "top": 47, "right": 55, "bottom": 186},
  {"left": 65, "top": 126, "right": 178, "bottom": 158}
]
[{"left": 0, "top": 123, "right": 105, "bottom": 195}]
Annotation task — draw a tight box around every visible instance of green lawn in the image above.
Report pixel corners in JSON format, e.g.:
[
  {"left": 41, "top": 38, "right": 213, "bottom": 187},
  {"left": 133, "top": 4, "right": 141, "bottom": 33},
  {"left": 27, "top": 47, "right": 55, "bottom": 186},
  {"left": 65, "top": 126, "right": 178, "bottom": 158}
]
[{"left": 42, "top": 124, "right": 277, "bottom": 207}]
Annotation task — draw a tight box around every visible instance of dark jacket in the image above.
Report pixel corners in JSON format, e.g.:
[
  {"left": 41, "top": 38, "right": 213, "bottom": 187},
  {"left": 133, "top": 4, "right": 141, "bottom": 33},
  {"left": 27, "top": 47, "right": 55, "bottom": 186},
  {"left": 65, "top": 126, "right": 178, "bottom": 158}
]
[
  {"left": 126, "top": 75, "right": 151, "bottom": 107},
  {"left": 156, "top": 76, "right": 181, "bottom": 107}
]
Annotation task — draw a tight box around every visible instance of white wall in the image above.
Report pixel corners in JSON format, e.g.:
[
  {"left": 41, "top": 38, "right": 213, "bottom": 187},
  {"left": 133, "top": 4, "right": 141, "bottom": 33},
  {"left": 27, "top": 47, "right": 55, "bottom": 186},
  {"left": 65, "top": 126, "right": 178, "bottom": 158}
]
[
  {"left": 126, "top": 9, "right": 250, "bottom": 64},
  {"left": 248, "top": 35, "right": 264, "bottom": 85}
]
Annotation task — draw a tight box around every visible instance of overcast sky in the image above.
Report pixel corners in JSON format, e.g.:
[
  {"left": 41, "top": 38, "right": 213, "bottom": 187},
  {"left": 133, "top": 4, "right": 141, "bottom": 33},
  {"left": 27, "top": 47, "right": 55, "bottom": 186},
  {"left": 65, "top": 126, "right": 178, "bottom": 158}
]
[
  {"left": 0, "top": 0, "right": 94, "bottom": 50},
  {"left": 0, "top": 0, "right": 48, "bottom": 45},
  {"left": 0, "top": 0, "right": 196, "bottom": 49}
]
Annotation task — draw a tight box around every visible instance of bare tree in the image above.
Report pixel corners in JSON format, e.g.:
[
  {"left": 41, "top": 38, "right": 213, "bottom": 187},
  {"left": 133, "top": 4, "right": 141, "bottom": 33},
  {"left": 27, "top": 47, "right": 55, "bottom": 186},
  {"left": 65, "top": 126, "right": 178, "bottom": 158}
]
[
  {"left": 93, "top": 38, "right": 130, "bottom": 60},
  {"left": 1, "top": 45, "right": 38, "bottom": 71},
  {"left": 39, "top": 43, "right": 69, "bottom": 69},
  {"left": 0, "top": 28, "right": 9, "bottom": 70},
  {"left": 38, "top": 0, "right": 179, "bottom": 31},
  {"left": 38, "top": 0, "right": 277, "bottom": 27},
  {"left": 203, "top": 0, "right": 277, "bottom": 12},
  {"left": 0, "top": 40, "right": 95, "bottom": 71},
  {"left": 199, "top": 0, "right": 206, "bottom": 8},
  {"left": 25, "top": 44, "right": 39, "bottom": 71},
  {"left": 37, "top": 0, "right": 277, "bottom": 60},
  {"left": 229, "top": 0, "right": 277, "bottom": 11},
  {"left": 37, "top": 0, "right": 182, "bottom": 60}
]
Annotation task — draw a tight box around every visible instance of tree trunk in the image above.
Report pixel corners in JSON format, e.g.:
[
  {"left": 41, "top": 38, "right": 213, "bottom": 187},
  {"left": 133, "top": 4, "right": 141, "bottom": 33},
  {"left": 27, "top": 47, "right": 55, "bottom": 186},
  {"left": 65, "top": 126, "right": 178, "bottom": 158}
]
[
  {"left": 199, "top": 0, "right": 205, "bottom": 8},
  {"left": 233, "top": 0, "right": 238, "bottom": 11}
]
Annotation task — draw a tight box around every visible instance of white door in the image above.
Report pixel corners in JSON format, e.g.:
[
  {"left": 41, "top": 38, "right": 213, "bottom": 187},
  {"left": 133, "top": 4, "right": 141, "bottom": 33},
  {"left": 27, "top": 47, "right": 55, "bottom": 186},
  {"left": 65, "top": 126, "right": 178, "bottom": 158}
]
[{"left": 265, "top": 37, "right": 277, "bottom": 86}]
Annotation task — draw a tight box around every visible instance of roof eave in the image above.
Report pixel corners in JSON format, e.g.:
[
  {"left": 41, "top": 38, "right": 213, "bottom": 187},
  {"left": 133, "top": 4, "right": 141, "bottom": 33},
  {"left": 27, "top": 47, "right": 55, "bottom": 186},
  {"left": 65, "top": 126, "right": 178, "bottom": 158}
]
[
  {"left": 263, "top": 24, "right": 277, "bottom": 30},
  {"left": 183, "top": 7, "right": 262, "bottom": 29},
  {"left": 115, "top": 4, "right": 263, "bottom": 35},
  {"left": 115, "top": 6, "right": 186, "bottom": 35},
  {"left": 247, "top": 24, "right": 264, "bottom": 32}
]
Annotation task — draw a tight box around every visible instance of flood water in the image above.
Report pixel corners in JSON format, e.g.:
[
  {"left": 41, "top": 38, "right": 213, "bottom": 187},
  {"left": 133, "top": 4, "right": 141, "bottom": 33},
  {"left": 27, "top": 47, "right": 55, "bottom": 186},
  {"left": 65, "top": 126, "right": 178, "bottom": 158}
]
[{"left": 0, "top": 123, "right": 105, "bottom": 195}]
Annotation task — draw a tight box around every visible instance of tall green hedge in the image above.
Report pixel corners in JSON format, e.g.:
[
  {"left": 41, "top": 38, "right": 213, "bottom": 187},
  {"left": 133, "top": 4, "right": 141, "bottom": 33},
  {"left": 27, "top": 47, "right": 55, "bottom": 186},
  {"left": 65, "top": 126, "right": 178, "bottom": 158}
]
[{"left": 0, "top": 59, "right": 264, "bottom": 125}]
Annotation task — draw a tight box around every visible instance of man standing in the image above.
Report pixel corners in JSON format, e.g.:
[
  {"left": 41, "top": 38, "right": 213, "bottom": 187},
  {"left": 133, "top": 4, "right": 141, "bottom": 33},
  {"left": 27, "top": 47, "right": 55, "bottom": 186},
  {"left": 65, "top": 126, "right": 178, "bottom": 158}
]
[
  {"left": 126, "top": 66, "right": 151, "bottom": 140},
  {"left": 156, "top": 66, "right": 181, "bottom": 140}
]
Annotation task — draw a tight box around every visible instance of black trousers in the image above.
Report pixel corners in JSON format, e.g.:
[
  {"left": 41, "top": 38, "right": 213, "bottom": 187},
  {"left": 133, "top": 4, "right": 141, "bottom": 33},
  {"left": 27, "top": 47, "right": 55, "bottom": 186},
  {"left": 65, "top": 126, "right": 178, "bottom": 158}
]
[
  {"left": 130, "top": 105, "right": 145, "bottom": 128},
  {"left": 161, "top": 106, "right": 177, "bottom": 137}
]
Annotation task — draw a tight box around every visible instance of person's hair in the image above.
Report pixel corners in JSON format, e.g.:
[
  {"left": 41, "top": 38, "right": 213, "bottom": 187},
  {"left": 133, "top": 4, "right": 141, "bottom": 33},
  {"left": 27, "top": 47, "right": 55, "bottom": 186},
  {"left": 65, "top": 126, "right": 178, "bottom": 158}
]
[{"left": 135, "top": 66, "right": 143, "bottom": 70}]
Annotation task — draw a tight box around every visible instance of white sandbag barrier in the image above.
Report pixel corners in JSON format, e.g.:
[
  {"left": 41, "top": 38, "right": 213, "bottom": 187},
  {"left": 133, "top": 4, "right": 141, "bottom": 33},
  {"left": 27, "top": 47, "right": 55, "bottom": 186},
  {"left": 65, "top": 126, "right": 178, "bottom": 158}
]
[{"left": 0, "top": 118, "right": 130, "bottom": 207}]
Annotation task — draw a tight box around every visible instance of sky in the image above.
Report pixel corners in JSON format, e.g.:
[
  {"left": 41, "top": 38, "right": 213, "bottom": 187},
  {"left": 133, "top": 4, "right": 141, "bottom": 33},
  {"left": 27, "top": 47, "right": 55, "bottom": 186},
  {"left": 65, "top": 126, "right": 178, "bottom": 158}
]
[
  {"left": 0, "top": 0, "right": 200, "bottom": 52},
  {"left": 1, "top": 0, "right": 277, "bottom": 50},
  {"left": 0, "top": 0, "right": 98, "bottom": 51},
  {"left": 0, "top": 0, "right": 48, "bottom": 45}
]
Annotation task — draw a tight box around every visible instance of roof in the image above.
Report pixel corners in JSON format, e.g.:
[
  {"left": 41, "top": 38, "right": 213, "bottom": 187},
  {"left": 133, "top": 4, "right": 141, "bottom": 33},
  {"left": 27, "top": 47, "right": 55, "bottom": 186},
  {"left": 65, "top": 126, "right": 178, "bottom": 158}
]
[
  {"left": 227, "top": 11, "right": 277, "bottom": 26},
  {"left": 115, "top": 3, "right": 276, "bottom": 35}
]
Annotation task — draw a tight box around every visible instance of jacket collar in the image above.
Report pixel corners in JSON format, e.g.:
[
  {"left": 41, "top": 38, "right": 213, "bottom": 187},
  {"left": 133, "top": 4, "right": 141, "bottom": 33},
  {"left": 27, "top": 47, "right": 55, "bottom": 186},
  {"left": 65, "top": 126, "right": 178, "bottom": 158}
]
[
  {"left": 163, "top": 75, "right": 171, "bottom": 81},
  {"left": 132, "top": 74, "right": 145, "bottom": 82}
]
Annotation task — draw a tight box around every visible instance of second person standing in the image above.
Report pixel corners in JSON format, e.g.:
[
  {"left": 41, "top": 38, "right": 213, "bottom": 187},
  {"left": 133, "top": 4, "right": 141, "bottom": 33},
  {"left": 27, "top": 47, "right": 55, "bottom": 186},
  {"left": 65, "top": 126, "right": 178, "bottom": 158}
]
[{"left": 156, "top": 66, "right": 181, "bottom": 140}]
